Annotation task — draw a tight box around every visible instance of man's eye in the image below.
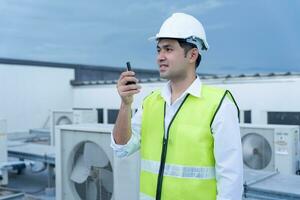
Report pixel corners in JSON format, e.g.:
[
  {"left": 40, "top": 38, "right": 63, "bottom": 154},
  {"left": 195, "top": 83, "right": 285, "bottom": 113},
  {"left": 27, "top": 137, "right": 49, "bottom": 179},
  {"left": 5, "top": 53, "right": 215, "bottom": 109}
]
[
  {"left": 166, "top": 48, "right": 172, "bottom": 52},
  {"left": 157, "top": 49, "right": 161, "bottom": 53}
]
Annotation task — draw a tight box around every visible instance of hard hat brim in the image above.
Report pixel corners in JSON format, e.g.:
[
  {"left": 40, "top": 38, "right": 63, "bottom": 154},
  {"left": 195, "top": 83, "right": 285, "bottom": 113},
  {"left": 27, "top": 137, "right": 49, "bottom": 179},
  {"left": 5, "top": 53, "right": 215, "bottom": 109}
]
[{"left": 148, "top": 35, "right": 209, "bottom": 52}]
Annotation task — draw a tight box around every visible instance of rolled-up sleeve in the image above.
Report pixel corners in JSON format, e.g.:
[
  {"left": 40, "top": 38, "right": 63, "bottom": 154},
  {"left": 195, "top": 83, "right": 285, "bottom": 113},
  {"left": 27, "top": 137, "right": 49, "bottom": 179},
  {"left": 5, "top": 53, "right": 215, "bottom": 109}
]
[
  {"left": 211, "top": 97, "right": 244, "bottom": 200},
  {"left": 111, "top": 107, "right": 142, "bottom": 158}
]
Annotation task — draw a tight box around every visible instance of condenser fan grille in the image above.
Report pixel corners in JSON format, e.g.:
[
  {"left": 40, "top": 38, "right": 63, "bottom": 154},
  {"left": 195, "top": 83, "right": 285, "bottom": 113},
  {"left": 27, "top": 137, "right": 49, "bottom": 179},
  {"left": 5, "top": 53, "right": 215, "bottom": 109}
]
[
  {"left": 71, "top": 142, "right": 113, "bottom": 200},
  {"left": 74, "top": 165, "right": 113, "bottom": 200},
  {"left": 56, "top": 116, "right": 72, "bottom": 125},
  {"left": 100, "top": 183, "right": 112, "bottom": 200},
  {"left": 242, "top": 132, "right": 272, "bottom": 170}
]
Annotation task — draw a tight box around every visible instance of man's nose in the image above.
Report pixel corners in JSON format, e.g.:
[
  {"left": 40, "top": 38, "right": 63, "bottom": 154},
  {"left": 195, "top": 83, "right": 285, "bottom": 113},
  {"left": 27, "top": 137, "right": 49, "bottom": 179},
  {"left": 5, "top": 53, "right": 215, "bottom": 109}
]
[{"left": 157, "top": 51, "right": 166, "bottom": 62}]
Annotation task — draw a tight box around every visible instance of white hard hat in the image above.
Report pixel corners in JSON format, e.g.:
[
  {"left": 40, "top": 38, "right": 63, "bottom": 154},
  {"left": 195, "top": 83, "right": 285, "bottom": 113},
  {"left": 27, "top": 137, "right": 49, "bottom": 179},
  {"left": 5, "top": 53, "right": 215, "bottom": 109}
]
[{"left": 151, "top": 13, "right": 209, "bottom": 52}]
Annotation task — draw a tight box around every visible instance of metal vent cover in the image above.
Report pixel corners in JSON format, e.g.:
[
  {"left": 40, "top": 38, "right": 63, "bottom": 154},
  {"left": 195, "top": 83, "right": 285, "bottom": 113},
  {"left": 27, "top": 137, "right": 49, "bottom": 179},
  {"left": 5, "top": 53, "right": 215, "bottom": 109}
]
[{"left": 242, "top": 132, "right": 272, "bottom": 170}]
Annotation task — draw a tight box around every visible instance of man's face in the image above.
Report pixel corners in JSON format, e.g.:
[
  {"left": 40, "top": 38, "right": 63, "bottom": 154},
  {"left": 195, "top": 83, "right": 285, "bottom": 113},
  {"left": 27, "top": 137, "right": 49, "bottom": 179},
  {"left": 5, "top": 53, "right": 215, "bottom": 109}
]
[{"left": 156, "top": 39, "right": 189, "bottom": 80}]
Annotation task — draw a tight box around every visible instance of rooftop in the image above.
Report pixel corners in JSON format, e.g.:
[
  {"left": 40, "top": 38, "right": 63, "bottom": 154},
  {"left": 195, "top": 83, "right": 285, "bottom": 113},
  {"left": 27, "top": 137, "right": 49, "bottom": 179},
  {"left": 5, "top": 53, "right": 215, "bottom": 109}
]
[{"left": 71, "top": 71, "right": 300, "bottom": 86}]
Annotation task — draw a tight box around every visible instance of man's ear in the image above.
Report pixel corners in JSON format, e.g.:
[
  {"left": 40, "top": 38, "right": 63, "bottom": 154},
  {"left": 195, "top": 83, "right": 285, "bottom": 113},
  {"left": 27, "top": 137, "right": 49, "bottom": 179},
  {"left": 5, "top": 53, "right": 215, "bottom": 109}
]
[{"left": 189, "top": 48, "right": 199, "bottom": 64}]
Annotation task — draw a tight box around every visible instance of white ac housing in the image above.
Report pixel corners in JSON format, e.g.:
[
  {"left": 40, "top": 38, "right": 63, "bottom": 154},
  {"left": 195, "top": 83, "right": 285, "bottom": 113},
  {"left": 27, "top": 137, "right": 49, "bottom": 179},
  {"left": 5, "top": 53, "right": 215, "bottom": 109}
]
[
  {"left": 72, "top": 108, "right": 98, "bottom": 124},
  {"left": 240, "top": 124, "right": 300, "bottom": 175},
  {"left": 50, "top": 110, "right": 74, "bottom": 146},
  {"left": 55, "top": 124, "right": 139, "bottom": 200},
  {"left": 0, "top": 119, "right": 8, "bottom": 185},
  {"left": 50, "top": 109, "right": 98, "bottom": 146}
]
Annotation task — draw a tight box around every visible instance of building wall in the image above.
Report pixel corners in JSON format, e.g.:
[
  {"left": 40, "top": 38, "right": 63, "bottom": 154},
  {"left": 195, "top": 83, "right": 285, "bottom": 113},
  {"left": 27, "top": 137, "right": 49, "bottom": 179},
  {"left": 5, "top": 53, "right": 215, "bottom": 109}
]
[
  {"left": 0, "top": 64, "right": 74, "bottom": 132},
  {"left": 73, "top": 76, "right": 300, "bottom": 125},
  {"left": 209, "top": 77, "right": 300, "bottom": 124},
  {"left": 72, "top": 82, "right": 163, "bottom": 123},
  {"left": 73, "top": 82, "right": 163, "bottom": 110},
  {"left": 207, "top": 77, "right": 300, "bottom": 110}
]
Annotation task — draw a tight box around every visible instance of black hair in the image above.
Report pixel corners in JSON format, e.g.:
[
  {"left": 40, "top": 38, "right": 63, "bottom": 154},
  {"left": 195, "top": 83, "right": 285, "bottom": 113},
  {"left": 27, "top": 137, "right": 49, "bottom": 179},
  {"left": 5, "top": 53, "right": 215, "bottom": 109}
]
[{"left": 177, "top": 39, "right": 201, "bottom": 68}]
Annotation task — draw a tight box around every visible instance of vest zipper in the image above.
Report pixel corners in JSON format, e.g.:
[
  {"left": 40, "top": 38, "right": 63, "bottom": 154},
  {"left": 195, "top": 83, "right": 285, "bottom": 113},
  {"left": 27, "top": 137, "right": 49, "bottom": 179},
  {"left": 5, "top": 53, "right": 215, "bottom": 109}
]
[{"left": 155, "top": 94, "right": 190, "bottom": 200}]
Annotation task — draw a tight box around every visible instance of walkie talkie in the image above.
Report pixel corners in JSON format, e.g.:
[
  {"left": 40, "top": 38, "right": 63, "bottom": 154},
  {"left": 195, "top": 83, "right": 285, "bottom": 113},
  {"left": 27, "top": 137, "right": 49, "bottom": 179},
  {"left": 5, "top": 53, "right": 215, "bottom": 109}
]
[
  {"left": 126, "top": 62, "right": 132, "bottom": 71},
  {"left": 126, "top": 61, "right": 136, "bottom": 85}
]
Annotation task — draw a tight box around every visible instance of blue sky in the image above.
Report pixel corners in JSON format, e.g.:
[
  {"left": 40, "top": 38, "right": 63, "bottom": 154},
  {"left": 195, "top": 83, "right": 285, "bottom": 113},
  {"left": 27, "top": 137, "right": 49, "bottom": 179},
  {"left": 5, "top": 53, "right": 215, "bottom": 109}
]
[{"left": 0, "top": 0, "right": 299, "bottom": 74}]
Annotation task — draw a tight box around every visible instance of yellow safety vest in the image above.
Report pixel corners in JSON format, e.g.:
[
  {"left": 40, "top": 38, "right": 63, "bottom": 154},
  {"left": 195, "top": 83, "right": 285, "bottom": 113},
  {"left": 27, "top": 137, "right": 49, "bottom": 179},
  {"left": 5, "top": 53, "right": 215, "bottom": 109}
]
[{"left": 140, "top": 85, "right": 239, "bottom": 200}]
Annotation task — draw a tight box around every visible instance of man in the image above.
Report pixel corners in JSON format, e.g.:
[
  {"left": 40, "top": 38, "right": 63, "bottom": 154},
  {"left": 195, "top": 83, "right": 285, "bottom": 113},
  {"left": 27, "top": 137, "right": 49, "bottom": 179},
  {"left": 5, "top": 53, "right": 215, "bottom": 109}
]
[{"left": 112, "top": 13, "right": 243, "bottom": 200}]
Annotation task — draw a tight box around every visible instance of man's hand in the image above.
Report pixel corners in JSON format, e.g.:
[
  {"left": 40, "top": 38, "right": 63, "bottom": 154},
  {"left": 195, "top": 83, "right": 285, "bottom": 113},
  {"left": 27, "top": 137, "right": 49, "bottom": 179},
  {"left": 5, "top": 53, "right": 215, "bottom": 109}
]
[{"left": 117, "top": 71, "right": 141, "bottom": 105}]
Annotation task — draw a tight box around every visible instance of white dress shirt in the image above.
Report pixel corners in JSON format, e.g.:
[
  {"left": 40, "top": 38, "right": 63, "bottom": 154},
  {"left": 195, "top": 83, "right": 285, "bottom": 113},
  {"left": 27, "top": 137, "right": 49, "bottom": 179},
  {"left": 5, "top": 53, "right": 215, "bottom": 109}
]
[{"left": 111, "top": 76, "right": 243, "bottom": 200}]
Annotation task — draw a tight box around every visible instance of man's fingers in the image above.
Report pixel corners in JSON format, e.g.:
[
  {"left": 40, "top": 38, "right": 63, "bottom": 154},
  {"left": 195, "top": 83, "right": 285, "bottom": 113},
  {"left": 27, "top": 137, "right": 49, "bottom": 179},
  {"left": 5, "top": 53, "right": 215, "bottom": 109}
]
[
  {"left": 117, "top": 71, "right": 141, "bottom": 98},
  {"left": 121, "top": 89, "right": 141, "bottom": 96},
  {"left": 116, "top": 71, "right": 140, "bottom": 105},
  {"left": 120, "top": 71, "right": 135, "bottom": 79},
  {"left": 118, "top": 84, "right": 141, "bottom": 93},
  {"left": 119, "top": 77, "right": 139, "bottom": 86},
  {"left": 117, "top": 71, "right": 138, "bottom": 87}
]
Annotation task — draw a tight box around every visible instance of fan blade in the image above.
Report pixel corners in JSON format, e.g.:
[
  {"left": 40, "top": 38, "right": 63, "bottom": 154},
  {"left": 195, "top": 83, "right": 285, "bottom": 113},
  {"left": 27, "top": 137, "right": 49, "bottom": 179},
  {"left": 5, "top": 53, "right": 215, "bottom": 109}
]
[
  {"left": 100, "top": 168, "right": 113, "bottom": 193},
  {"left": 84, "top": 142, "right": 109, "bottom": 167},
  {"left": 242, "top": 133, "right": 272, "bottom": 170},
  {"left": 70, "top": 154, "right": 90, "bottom": 183},
  {"left": 86, "top": 179, "right": 98, "bottom": 200}
]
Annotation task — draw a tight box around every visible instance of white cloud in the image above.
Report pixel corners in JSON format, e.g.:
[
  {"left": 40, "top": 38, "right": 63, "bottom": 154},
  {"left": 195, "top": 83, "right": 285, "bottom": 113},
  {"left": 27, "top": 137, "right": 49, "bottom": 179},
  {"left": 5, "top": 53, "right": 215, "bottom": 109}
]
[{"left": 169, "top": 0, "right": 233, "bottom": 15}]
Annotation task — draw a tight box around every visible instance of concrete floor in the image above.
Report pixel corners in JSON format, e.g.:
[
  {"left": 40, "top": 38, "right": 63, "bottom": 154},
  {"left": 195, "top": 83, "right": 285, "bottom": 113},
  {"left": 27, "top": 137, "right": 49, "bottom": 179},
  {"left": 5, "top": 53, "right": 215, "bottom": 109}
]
[{"left": 4, "top": 165, "right": 55, "bottom": 200}]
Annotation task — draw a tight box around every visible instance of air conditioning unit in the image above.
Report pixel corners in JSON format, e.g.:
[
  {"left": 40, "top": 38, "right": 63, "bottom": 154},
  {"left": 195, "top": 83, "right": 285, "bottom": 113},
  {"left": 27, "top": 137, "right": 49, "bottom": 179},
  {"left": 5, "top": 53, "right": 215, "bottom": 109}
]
[
  {"left": 0, "top": 119, "right": 8, "bottom": 185},
  {"left": 72, "top": 108, "right": 98, "bottom": 124},
  {"left": 50, "top": 109, "right": 98, "bottom": 146},
  {"left": 50, "top": 110, "right": 74, "bottom": 146},
  {"left": 240, "top": 124, "right": 300, "bottom": 175},
  {"left": 55, "top": 124, "right": 140, "bottom": 200}
]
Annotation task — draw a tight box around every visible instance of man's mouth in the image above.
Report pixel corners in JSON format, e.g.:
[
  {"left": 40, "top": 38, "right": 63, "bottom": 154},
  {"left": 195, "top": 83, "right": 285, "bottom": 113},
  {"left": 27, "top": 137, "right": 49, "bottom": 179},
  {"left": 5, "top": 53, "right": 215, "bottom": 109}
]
[{"left": 159, "top": 64, "right": 168, "bottom": 71}]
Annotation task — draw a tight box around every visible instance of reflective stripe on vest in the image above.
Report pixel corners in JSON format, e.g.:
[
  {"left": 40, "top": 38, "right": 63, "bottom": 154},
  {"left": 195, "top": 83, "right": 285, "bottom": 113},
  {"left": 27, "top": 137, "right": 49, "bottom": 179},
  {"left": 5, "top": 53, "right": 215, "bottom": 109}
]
[
  {"left": 141, "top": 159, "right": 215, "bottom": 179},
  {"left": 140, "top": 192, "right": 155, "bottom": 200}
]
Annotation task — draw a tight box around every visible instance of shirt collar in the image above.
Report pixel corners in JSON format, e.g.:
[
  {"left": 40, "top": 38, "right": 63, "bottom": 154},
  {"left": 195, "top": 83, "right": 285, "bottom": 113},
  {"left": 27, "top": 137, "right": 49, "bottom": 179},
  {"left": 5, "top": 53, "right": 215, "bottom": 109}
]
[{"left": 161, "top": 76, "right": 202, "bottom": 103}]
